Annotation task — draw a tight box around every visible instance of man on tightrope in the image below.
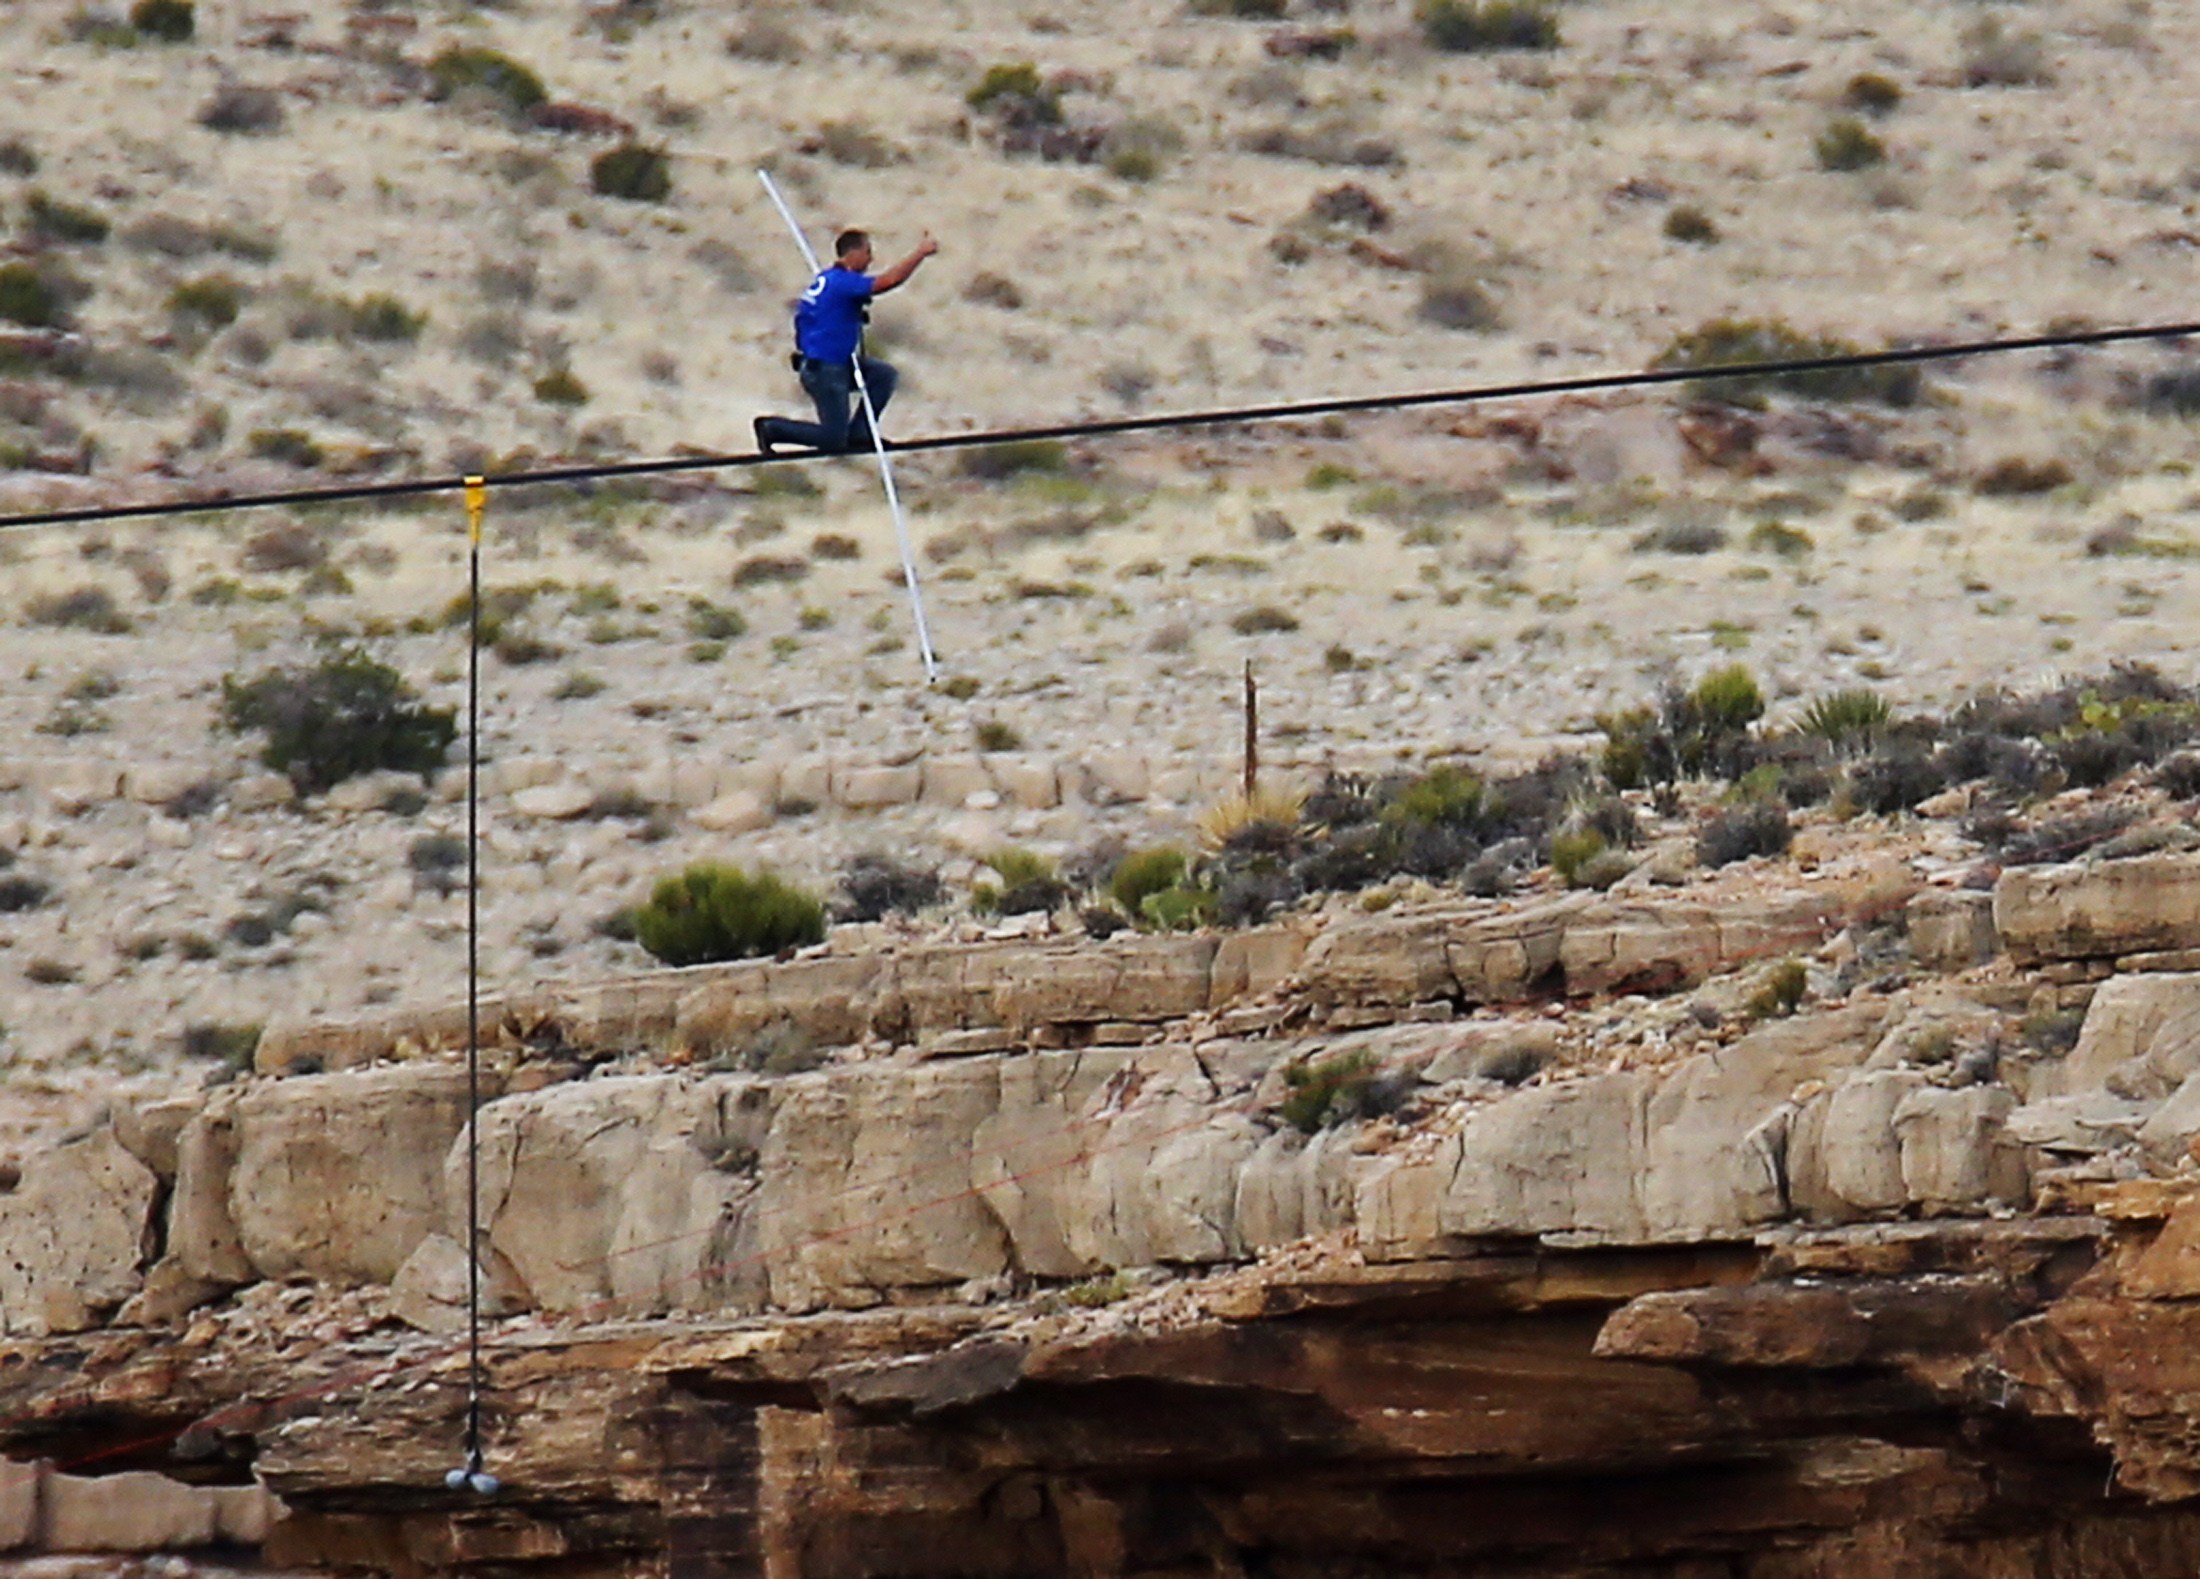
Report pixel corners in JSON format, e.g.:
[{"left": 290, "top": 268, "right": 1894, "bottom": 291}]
[{"left": 754, "top": 227, "right": 939, "bottom": 456}]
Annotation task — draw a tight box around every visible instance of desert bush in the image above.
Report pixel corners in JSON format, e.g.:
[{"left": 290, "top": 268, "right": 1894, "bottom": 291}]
[
  {"left": 1746, "top": 520, "right": 1813, "bottom": 558},
  {"left": 1745, "top": 960, "right": 1809, "bottom": 1020},
  {"left": 198, "top": 85, "right": 284, "bottom": 134},
  {"left": 1417, "top": 270, "right": 1501, "bottom": 332},
  {"left": 428, "top": 46, "right": 547, "bottom": 113},
  {"left": 241, "top": 522, "right": 326, "bottom": 573},
  {"left": 1417, "top": 0, "right": 1561, "bottom": 52},
  {"left": 731, "top": 553, "right": 808, "bottom": 587},
  {"left": 1280, "top": 1048, "right": 1403, "bottom": 1132},
  {"left": 1241, "top": 118, "right": 1399, "bottom": 167},
  {"left": 1102, "top": 115, "right": 1185, "bottom": 183},
  {"left": 974, "top": 719, "right": 1022, "bottom": 752},
  {"left": 533, "top": 367, "right": 590, "bottom": 406},
  {"left": 129, "top": 0, "right": 193, "bottom": 40},
  {"left": 959, "top": 438, "right": 1069, "bottom": 479},
  {"left": 1549, "top": 827, "right": 1609, "bottom": 886},
  {"left": 810, "top": 532, "right": 861, "bottom": 561},
  {"left": 218, "top": 647, "right": 457, "bottom": 794},
  {"left": 1663, "top": 205, "right": 1718, "bottom": 244},
  {"left": 24, "top": 190, "right": 110, "bottom": 245},
  {"left": 835, "top": 853, "right": 944, "bottom": 922},
  {"left": 1847, "top": 745, "right": 1946, "bottom": 815},
  {"left": 1652, "top": 318, "right": 1920, "bottom": 408},
  {"left": 814, "top": 120, "right": 901, "bottom": 168},
  {"left": 0, "top": 874, "right": 52, "bottom": 912},
  {"left": 1231, "top": 604, "right": 1300, "bottom": 635},
  {"left": 1974, "top": 456, "right": 2072, "bottom": 496},
  {"left": 967, "top": 62, "right": 1060, "bottom": 124},
  {"left": 592, "top": 143, "right": 672, "bottom": 201},
  {"left": 1961, "top": 18, "right": 2052, "bottom": 87},
  {"left": 686, "top": 597, "right": 746, "bottom": 641},
  {"left": 727, "top": 12, "right": 803, "bottom": 62},
  {"left": 167, "top": 274, "right": 245, "bottom": 327},
  {"left": 1815, "top": 117, "right": 1886, "bottom": 172},
  {"left": 1599, "top": 667, "right": 1763, "bottom": 789},
  {"left": 0, "top": 139, "right": 36, "bottom": 177},
  {"left": 963, "top": 272, "right": 1024, "bottom": 309},
  {"left": 1382, "top": 765, "right": 1485, "bottom": 833},
  {"left": 248, "top": 428, "right": 322, "bottom": 468},
  {"left": 1109, "top": 845, "right": 1189, "bottom": 917},
  {"left": 1798, "top": 688, "right": 1891, "bottom": 752},
  {"left": 350, "top": 293, "right": 426, "bottom": 343},
  {"left": 1631, "top": 520, "right": 1727, "bottom": 555},
  {"left": 1698, "top": 799, "right": 1792, "bottom": 868},
  {"left": 633, "top": 863, "right": 825, "bottom": 966},
  {"left": 1843, "top": 72, "right": 1903, "bottom": 115},
  {"left": 0, "top": 261, "right": 68, "bottom": 328},
  {"left": 974, "top": 846, "right": 1072, "bottom": 916},
  {"left": 1191, "top": 0, "right": 1287, "bottom": 15},
  {"left": 181, "top": 1023, "right": 262, "bottom": 1073},
  {"left": 25, "top": 584, "right": 131, "bottom": 633}
]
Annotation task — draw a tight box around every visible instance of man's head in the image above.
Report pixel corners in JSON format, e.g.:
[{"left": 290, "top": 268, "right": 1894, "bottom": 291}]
[{"left": 834, "top": 228, "right": 873, "bottom": 270}]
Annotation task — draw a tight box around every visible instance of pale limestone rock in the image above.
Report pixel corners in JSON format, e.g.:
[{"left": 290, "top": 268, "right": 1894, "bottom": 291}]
[
  {"left": 113, "top": 1093, "right": 200, "bottom": 1179},
  {"left": 675, "top": 955, "right": 883, "bottom": 1054},
  {"left": 1892, "top": 1084, "right": 2025, "bottom": 1211},
  {"left": 1082, "top": 750, "right": 1150, "bottom": 804},
  {"left": 116, "top": 1257, "right": 231, "bottom": 1325},
  {"left": 1209, "top": 924, "right": 1310, "bottom": 1007},
  {"left": 1236, "top": 1126, "right": 1357, "bottom": 1250},
  {"left": 764, "top": 1060, "right": 1009, "bottom": 1309},
  {"left": 19, "top": 755, "right": 123, "bottom": 813},
  {"left": 0, "top": 1459, "right": 37, "bottom": 1552},
  {"left": 1906, "top": 889, "right": 2000, "bottom": 972},
  {"left": 994, "top": 935, "right": 1218, "bottom": 1030},
  {"left": 322, "top": 769, "right": 423, "bottom": 813},
  {"left": 836, "top": 764, "right": 922, "bottom": 809},
  {"left": 215, "top": 1485, "right": 281, "bottom": 1544},
  {"left": 2006, "top": 1092, "right": 2154, "bottom": 1154},
  {"left": 921, "top": 754, "right": 995, "bottom": 807},
  {"left": 230, "top": 1067, "right": 474, "bottom": 1285},
  {"left": 0, "top": 1130, "right": 156, "bottom": 1336},
  {"left": 1422, "top": 1021, "right": 1561, "bottom": 1085},
  {"left": 1300, "top": 910, "right": 1464, "bottom": 1008},
  {"left": 938, "top": 811, "right": 1006, "bottom": 856},
  {"left": 991, "top": 756, "right": 1059, "bottom": 810},
  {"left": 2138, "top": 1071, "right": 2200, "bottom": 1171},
  {"left": 41, "top": 1470, "right": 215, "bottom": 1551},
  {"left": 1996, "top": 852, "right": 2200, "bottom": 964},
  {"left": 121, "top": 760, "right": 211, "bottom": 806},
  {"left": 1789, "top": 1069, "right": 1929, "bottom": 1221},
  {"left": 1441, "top": 1074, "right": 1653, "bottom": 1241},
  {"left": 390, "top": 1232, "right": 505, "bottom": 1334},
  {"left": 484, "top": 756, "right": 561, "bottom": 796},
  {"left": 780, "top": 756, "right": 833, "bottom": 807},
  {"left": 2058, "top": 973, "right": 2200, "bottom": 1100},
  {"left": 693, "top": 790, "right": 773, "bottom": 834},
  {"left": 1450, "top": 896, "right": 1594, "bottom": 1001},
  {"left": 167, "top": 1096, "right": 253, "bottom": 1286},
  {"left": 228, "top": 771, "right": 297, "bottom": 812},
  {"left": 1355, "top": 1149, "right": 1451, "bottom": 1261},
  {"left": 512, "top": 782, "right": 594, "bottom": 820},
  {"left": 1560, "top": 893, "right": 1837, "bottom": 998}
]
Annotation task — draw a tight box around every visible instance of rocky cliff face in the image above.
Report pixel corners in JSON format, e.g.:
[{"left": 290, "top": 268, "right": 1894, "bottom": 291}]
[{"left": 13, "top": 849, "right": 2200, "bottom": 1574}]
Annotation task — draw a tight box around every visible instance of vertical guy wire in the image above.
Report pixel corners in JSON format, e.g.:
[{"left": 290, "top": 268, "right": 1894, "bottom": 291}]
[{"left": 462, "top": 474, "right": 486, "bottom": 1473}]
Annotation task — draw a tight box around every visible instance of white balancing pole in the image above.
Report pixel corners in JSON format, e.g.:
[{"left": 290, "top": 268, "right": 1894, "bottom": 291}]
[{"left": 757, "top": 171, "right": 938, "bottom": 682}]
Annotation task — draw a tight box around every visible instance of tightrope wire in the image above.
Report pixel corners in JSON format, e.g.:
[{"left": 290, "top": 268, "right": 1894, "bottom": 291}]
[{"left": 0, "top": 317, "right": 2192, "bottom": 535}]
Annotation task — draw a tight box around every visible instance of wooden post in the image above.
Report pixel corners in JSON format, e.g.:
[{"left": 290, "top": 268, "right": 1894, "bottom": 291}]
[{"left": 1243, "top": 660, "right": 1258, "bottom": 799}]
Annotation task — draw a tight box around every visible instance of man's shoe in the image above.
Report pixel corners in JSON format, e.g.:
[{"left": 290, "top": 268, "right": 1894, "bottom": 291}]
[{"left": 752, "top": 417, "right": 781, "bottom": 457}]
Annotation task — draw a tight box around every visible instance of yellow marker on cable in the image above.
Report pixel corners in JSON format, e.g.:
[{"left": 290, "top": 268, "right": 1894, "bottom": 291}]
[{"left": 464, "top": 475, "right": 486, "bottom": 545}]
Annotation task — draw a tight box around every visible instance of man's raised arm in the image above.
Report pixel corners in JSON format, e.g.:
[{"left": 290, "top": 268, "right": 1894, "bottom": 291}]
[{"left": 872, "top": 234, "right": 940, "bottom": 295}]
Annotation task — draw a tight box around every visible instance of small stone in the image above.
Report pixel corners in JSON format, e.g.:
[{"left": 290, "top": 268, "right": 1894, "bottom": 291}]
[
  {"left": 694, "top": 790, "right": 773, "bottom": 834},
  {"left": 230, "top": 773, "right": 297, "bottom": 812},
  {"left": 512, "top": 783, "right": 594, "bottom": 821}
]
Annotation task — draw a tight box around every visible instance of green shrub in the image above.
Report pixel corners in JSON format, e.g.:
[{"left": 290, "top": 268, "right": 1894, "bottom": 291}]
[
  {"left": 686, "top": 597, "right": 745, "bottom": 641},
  {"left": 967, "top": 63, "right": 1060, "bottom": 123},
  {"left": 181, "top": 1021, "right": 260, "bottom": 1071},
  {"left": 1745, "top": 960, "right": 1809, "bottom": 1020},
  {"left": 1746, "top": 520, "right": 1814, "bottom": 558},
  {"left": 1698, "top": 799, "right": 1792, "bottom": 868},
  {"left": 167, "top": 274, "right": 244, "bottom": 327},
  {"left": 1417, "top": 0, "right": 1561, "bottom": 52},
  {"left": 974, "top": 719, "right": 1022, "bottom": 751},
  {"left": 1798, "top": 688, "right": 1892, "bottom": 751},
  {"left": 1974, "top": 456, "right": 2072, "bottom": 496},
  {"left": 0, "top": 261, "right": 65, "bottom": 328},
  {"left": 428, "top": 46, "right": 548, "bottom": 114},
  {"left": 349, "top": 293, "right": 426, "bottom": 342},
  {"left": 24, "top": 190, "right": 110, "bottom": 245},
  {"left": 219, "top": 647, "right": 457, "bottom": 793},
  {"left": 1663, "top": 205, "right": 1718, "bottom": 244},
  {"left": 1141, "top": 885, "right": 1219, "bottom": 931},
  {"left": 1549, "top": 828, "right": 1607, "bottom": 886},
  {"left": 130, "top": 0, "right": 195, "bottom": 39},
  {"left": 1815, "top": 116, "right": 1886, "bottom": 172},
  {"left": 591, "top": 143, "right": 672, "bottom": 202},
  {"left": 1109, "top": 845, "right": 1189, "bottom": 916},
  {"left": 1384, "top": 765, "right": 1484, "bottom": 830},
  {"left": 632, "top": 863, "right": 826, "bottom": 966},
  {"left": 974, "top": 846, "right": 1070, "bottom": 916},
  {"left": 1843, "top": 72, "right": 1903, "bottom": 115},
  {"left": 248, "top": 428, "right": 323, "bottom": 467},
  {"left": 533, "top": 367, "right": 589, "bottom": 406},
  {"left": 1279, "top": 1048, "right": 1386, "bottom": 1133},
  {"left": 1650, "top": 318, "right": 1920, "bottom": 408},
  {"left": 1692, "top": 665, "right": 1765, "bottom": 736}
]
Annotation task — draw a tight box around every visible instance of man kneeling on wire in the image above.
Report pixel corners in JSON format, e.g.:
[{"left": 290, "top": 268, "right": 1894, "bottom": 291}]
[{"left": 754, "top": 227, "right": 938, "bottom": 456}]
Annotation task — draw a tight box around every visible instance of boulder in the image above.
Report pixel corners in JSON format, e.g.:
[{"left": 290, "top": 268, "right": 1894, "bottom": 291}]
[
  {"left": 1210, "top": 924, "right": 1310, "bottom": 1007},
  {"left": 511, "top": 782, "right": 594, "bottom": 820},
  {"left": 990, "top": 756, "right": 1059, "bottom": 811},
  {"left": 764, "top": 1060, "right": 1009, "bottom": 1309},
  {"left": 675, "top": 955, "right": 884, "bottom": 1054},
  {"left": 1891, "top": 1084, "right": 2026, "bottom": 1212},
  {"left": 0, "top": 1130, "right": 157, "bottom": 1336},
  {"left": 41, "top": 1470, "right": 215, "bottom": 1551},
  {"left": 390, "top": 1232, "right": 505, "bottom": 1334},
  {"left": 1907, "top": 890, "right": 2000, "bottom": 972},
  {"left": 1236, "top": 1126, "right": 1356, "bottom": 1250},
  {"left": 1788, "top": 1070, "right": 1930, "bottom": 1221},
  {"left": 1082, "top": 750, "right": 1150, "bottom": 804},
  {"left": 0, "top": 1459, "right": 37, "bottom": 1551},
  {"left": 1449, "top": 896, "right": 1589, "bottom": 1001},
  {"left": 121, "top": 760, "right": 212, "bottom": 807},
  {"left": 922, "top": 754, "right": 996, "bottom": 807},
  {"left": 2057, "top": 973, "right": 2200, "bottom": 1100},
  {"left": 1996, "top": 852, "right": 2200, "bottom": 964},
  {"left": 229, "top": 1067, "right": 476, "bottom": 1285},
  {"left": 228, "top": 771, "right": 297, "bottom": 812},
  {"left": 1561, "top": 893, "right": 1837, "bottom": 997},
  {"left": 113, "top": 1093, "right": 201, "bottom": 1180},
  {"left": 836, "top": 764, "right": 922, "bottom": 809},
  {"left": 694, "top": 789, "right": 773, "bottom": 834},
  {"left": 1440, "top": 1073, "right": 1653, "bottom": 1242},
  {"left": 1300, "top": 910, "right": 1467, "bottom": 1008},
  {"left": 166, "top": 1096, "right": 253, "bottom": 1287}
]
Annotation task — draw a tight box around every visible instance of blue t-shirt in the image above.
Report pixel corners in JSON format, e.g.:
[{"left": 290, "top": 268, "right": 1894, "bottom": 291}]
[{"left": 793, "top": 266, "right": 874, "bottom": 363}]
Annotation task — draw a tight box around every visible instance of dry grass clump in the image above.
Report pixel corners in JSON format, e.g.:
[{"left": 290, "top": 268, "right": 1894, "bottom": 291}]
[
  {"left": 1416, "top": 1, "right": 1561, "bottom": 53},
  {"left": 198, "top": 84, "right": 284, "bottom": 134},
  {"left": 592, "top": 143, "right": 672, "bottom": 202},
  {"left": 25, "top": 585, "right": 132, "bottom": 634},
  {"left": 1241, "top": 117, "right": 1399, "bottom": 168}
]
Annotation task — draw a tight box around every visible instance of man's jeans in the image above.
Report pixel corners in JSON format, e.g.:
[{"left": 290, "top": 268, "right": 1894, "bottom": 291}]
[{"left": 757, "top": 357, "right": 898, "bottom": 453}]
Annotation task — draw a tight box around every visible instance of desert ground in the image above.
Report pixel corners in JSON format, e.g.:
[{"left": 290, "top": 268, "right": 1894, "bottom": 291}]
[{"left": 1, "top": 0, "right": 2199, "bottom": 1126}]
